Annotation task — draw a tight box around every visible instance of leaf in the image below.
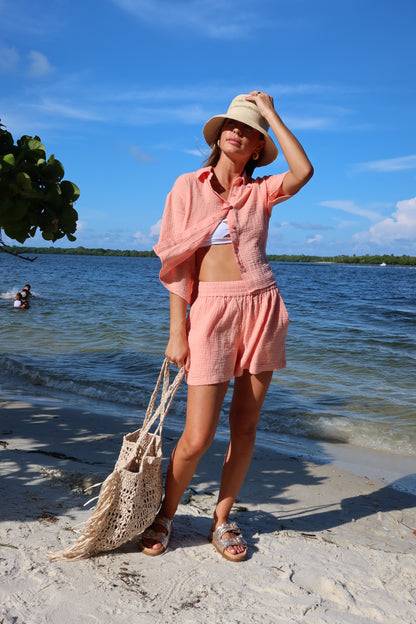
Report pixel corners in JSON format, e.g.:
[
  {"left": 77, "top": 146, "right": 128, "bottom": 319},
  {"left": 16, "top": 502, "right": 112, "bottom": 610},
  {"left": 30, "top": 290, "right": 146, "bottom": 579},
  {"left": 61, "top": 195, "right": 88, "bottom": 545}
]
[
  {"left": 27, "top": 138, "right": 45, "bottom": 153},
  {"left": 3, "top": 225, "right": 28, "bottom": 244},
  {"left": 7, "top": 199, "right": 29, "bottom": 221},
  {"left": 0, "top": 128, "right": 15, "bottom": 152},
  {"left": 44, "top": 155, "right": 65, "bottom": 181},
  {"left": 16, "top": 172, "right": 32, "bottom": 192},
  {"left": 2, "top": 153, "right": 15, "bottom": 167},
  {"left": 41, "top": 230, "right": 56, "bottom": 241},
  {"left": 60, "top": 180, "right": 81, "bottom": 202}
]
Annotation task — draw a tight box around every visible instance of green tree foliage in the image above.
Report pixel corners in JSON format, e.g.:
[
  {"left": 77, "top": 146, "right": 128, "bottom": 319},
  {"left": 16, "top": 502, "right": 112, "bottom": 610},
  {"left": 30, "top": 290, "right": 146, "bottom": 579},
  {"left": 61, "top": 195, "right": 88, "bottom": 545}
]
[
  {"left": 267, "top": 254, "right": 416, "bottom": 266},
  {"left": 3, "top": 247, "right": 415, "bottom": 265},
  {"left": 0, "top": 121, "right": 80, "bottom": 245},
  {"left": 4, "top": 245, "right": 157, "bottom": 257}
]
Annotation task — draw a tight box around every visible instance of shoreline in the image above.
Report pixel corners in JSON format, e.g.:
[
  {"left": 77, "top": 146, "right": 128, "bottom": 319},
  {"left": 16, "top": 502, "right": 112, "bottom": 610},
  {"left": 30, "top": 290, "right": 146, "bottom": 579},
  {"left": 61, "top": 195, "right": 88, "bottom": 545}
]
[
  {"left": 3, "top": 246, "right": 416, "bottom": 266},
  {"left": 2, "top": 382, "right": 415, "bottom": 495},
  {"left": 1, "top": 392, "right": 416, "bottom": 623}
]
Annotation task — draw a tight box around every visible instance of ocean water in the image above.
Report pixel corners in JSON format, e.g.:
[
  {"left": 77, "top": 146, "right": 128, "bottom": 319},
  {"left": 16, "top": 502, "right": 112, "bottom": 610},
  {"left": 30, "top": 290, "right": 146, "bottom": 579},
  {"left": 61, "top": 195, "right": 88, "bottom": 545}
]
[{"left": 1, "top": 253, "right": 415, "bottom": 458}]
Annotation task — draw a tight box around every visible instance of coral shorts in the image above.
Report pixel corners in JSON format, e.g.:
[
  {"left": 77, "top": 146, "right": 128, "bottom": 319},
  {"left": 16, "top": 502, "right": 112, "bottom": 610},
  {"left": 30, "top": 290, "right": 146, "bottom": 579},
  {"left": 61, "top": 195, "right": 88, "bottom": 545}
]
[{"left": 185, "top": 280, "right": 289, "bottom": 385}]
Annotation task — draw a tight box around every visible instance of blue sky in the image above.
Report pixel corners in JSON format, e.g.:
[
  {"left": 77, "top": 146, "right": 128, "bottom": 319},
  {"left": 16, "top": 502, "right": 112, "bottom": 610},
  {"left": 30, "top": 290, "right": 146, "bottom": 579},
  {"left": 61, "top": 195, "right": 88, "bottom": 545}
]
[{"left": 1, "top": 0, "right": 415, "bottom": 255}]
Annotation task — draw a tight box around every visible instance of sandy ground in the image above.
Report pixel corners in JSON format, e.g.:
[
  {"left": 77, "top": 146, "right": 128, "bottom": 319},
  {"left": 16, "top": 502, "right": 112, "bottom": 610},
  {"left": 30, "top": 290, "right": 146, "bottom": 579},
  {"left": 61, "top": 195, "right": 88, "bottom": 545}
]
[{"left": 1, "top": 395, "right": 416, "bottom": 624}]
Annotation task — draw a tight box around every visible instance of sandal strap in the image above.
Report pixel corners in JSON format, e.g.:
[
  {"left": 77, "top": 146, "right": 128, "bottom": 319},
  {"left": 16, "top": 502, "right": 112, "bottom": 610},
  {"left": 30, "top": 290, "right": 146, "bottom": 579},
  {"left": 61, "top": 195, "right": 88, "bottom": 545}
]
[
  {"left": 214, "top": 522, "right": 242, "bottom": 540},
  {"left": 141, "top": 514, "right": 172, "bottom": 545},
  {"left": 217, "top": 535, "right": 246, "bottom": 553},
  {"left": 153, "top": 514, "right": 172, "bottom": 532},
  {"left": 141, "top": 528, "right": 169, "bottom": 547},
  {"left": 211, "top": 522, "right": 247, "bottom": 553},
  {"left": 211, "top": 522, "right": 247, "bottom": 554}
]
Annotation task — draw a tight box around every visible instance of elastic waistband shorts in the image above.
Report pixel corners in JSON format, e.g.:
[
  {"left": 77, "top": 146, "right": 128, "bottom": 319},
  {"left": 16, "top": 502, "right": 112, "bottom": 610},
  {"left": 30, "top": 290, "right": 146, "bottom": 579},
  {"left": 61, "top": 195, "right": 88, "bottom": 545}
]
[{"left": 185, "top": 280, "right": 289, "bottom": 385}]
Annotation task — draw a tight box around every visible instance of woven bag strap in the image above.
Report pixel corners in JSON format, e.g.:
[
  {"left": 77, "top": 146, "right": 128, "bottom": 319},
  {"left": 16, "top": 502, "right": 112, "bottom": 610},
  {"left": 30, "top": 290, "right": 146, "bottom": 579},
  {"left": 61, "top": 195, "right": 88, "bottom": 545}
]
[{"left": 138, "top": 358, "right": 184, "bottom": 455}]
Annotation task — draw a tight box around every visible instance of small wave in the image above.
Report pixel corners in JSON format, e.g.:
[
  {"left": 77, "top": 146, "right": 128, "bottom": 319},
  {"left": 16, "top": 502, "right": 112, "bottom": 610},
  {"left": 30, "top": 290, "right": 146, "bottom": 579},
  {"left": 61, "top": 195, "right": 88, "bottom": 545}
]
[
  {"left": 260, "top": 411, "right": 416, "bottom": 457},
  {"left": 0, "top": 351, "right": 414, "bottom": 457},
  {"left": 0, "top": 353, "right": 187, "bottom": 419},
  {"left": 0, "top": 290, "right": 18, "bottom": 300},
  {"left": 0, "top": 288, "right": 40, "bottom": 300}
]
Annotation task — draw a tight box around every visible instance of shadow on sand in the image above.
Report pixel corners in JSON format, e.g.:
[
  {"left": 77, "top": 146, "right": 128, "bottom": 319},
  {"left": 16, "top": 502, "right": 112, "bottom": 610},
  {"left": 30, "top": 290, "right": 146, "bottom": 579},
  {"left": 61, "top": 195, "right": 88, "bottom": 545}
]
[{"left": 1, "top": 397, "right": 415, "bottom": 558}]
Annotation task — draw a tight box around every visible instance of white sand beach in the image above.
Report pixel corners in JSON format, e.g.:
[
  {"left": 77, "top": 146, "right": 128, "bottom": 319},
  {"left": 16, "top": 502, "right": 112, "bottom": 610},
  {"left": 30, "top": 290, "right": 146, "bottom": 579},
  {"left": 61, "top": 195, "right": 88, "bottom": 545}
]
[{"left": 1, "top": 394, "right": 416, "bottom": 624}]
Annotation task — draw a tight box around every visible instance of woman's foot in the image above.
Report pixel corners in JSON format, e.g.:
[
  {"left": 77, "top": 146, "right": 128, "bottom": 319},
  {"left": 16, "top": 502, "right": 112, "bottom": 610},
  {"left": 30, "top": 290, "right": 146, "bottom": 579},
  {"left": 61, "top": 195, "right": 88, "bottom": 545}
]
[
  {"left": 140, "top": 514, "right": 172, "bottom": 556},
  {"left": 209, "top": 521, "right": 247, "bottom": 562}
]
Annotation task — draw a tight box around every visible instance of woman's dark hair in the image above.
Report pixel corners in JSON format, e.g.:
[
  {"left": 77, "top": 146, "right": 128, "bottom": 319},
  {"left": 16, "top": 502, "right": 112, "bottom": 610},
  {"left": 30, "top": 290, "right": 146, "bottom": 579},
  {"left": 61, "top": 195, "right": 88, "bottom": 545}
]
[{"left": 203, "top": 125, "right": 264, "bottom": 178}]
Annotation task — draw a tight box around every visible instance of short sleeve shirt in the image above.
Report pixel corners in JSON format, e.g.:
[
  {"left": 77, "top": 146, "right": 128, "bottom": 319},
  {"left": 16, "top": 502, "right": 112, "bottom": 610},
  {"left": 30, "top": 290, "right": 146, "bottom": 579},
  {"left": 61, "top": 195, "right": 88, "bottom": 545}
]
[{"left": 153, "top": 167, "right": 291, "bottom": 304}]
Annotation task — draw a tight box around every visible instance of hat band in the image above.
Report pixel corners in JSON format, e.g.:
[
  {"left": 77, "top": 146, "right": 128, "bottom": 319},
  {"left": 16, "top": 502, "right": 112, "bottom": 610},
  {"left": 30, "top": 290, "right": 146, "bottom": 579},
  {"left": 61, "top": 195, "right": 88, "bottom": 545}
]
[{"left": 224, "top": 105, "right": 270, "bottom": 135}]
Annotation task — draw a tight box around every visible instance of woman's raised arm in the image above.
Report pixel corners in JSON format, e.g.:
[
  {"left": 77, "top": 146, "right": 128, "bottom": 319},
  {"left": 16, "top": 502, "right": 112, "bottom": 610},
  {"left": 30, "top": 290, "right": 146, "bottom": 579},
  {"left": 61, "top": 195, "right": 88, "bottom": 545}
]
[{"left": 245, "top": 91, "right": 314, "bottom": 195}]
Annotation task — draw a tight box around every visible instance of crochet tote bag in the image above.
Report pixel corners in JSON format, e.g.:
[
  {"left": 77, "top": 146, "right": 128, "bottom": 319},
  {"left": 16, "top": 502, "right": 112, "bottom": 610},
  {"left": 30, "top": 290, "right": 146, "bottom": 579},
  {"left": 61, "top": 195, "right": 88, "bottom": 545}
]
[{"left": 49, "top": 359, "right": 184, "bottom": 560}]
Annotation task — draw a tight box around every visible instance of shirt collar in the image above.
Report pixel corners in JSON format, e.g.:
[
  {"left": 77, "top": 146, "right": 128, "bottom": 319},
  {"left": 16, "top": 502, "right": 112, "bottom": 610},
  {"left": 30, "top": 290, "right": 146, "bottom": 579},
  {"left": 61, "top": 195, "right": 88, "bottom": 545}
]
[{"left": 196, "top": 166, "right": 249, "bottom": 186}]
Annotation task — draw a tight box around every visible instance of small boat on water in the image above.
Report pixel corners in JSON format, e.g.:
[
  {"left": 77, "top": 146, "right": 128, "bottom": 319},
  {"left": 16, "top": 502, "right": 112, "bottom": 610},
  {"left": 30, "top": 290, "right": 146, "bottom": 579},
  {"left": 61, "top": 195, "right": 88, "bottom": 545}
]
[{"left": 380, "top": 262, "right": 387, "bottom": 267}]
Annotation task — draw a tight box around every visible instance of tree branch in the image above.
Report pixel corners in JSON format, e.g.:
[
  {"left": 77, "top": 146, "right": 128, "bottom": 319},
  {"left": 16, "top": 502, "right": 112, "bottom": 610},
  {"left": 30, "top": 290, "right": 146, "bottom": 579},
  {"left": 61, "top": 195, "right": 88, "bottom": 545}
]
[{"left": 0, "top": 233, "right": 37, "bottom": 262}]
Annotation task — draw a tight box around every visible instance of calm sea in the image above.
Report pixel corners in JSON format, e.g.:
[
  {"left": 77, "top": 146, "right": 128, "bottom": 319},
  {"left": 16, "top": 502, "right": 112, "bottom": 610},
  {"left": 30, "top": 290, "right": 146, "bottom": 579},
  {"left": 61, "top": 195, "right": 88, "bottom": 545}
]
[{"left": 1, "top": 253, "right": 415, "bottom": 459}]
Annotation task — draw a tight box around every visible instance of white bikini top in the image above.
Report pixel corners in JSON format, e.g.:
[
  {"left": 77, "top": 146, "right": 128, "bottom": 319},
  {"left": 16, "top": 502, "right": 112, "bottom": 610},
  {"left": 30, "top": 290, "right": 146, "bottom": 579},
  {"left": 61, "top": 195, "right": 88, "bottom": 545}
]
[{"left": 200, "top": 218, "right": 231, "bottom": 247}]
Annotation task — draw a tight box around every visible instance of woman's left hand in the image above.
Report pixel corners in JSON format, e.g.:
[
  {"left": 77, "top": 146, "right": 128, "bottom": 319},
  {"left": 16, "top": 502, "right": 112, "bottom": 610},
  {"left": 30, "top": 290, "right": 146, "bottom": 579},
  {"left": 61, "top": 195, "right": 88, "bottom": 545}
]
[{"left": 245, "top": 90, "right": 275, "bottom": 120}]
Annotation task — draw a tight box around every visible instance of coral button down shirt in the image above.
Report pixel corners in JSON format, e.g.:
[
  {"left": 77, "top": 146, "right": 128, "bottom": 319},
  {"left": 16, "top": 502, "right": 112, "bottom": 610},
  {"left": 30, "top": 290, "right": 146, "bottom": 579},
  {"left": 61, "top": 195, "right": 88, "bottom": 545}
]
[{"left": 153, "top": 167, "right": 291, "bottom": 305}]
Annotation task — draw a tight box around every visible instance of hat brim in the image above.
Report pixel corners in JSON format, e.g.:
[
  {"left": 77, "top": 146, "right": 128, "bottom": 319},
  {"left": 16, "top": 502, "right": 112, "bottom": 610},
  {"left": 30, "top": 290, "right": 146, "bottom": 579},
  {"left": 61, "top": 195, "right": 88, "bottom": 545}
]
[{"left": 203, "top": 114, "right": 278, "bottom": 167}]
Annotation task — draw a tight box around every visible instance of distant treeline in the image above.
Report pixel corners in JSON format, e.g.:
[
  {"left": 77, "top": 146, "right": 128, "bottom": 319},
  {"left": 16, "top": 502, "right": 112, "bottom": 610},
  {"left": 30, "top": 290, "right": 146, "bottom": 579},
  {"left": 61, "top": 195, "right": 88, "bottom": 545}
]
[
  {"left": 267, "top": 254, "right": 416, "bottom": 265},
  {"left": 3, "top": 246, "right": 157, "bottom": 257},
  {"left": 2, "top": 246, "right": 416, "bottom": 265}
]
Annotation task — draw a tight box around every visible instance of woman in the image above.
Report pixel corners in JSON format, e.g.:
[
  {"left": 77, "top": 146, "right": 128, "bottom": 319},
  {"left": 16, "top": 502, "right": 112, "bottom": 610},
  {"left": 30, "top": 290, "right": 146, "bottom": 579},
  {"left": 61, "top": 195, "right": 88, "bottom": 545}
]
[{"left": 142, "top": 91, "right": 313, "bottom": 561}]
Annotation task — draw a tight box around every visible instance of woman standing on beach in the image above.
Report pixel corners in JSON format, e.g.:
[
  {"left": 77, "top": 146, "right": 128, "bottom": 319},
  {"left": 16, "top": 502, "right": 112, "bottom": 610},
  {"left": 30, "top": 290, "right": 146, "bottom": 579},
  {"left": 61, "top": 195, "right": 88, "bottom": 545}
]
[{"left": 143, "top": 91, "right": 313, "bottom": 561}]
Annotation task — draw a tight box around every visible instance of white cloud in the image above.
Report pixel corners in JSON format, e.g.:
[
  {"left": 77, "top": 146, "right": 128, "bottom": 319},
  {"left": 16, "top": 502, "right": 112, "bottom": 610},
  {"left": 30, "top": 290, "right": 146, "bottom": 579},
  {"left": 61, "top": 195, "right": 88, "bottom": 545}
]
[
  {"left": 307, "top": 234, "right": 323, "bottom": 244},
  {"left": 34, "top": 98, "right": 103, "bottom": 121},
  {"left": 0, "top": 46, "right": 19, "bottom": 71},
  {"left": 278, "top": 221, "right": 334, "bottom": 231},
  {"left": 319, "top": 200, "right": 381, "bottom": 221},
  {"left": 75, "top": 220, "right": 88, "bottom": 232},
  {"left": 129, "top": 145, "right": 154, "bottom": 163},
  {"left": 0, "top": 1, "right": 58, "bottom": 37},
  {"left": 133, "top": 231, "right": 149, "bottom": 243},
  {"left": 354, "top": 197, "right": 416, "bottom": 245},
  {"left": 285, "top": 116, "right": 332, "bottom": 130},
  {"left": 2, "top": 72, "right": 345, "bottom": 133},
  {"left": 110, "top": 0, "right": 262, "bottom": 39},
  {"left": 150, "top": 219, "right": 162, "bottom": 238},
  {"left": 184, "top": 148, "right": 207, "bottom": 157},
  {"left": 133, "top": 220, "right": 161, "bottom": 246},
  {"left": 28, "top": 51, "right": 55, "bottom": 77},
  {"left": 102, "top": 85, "right": 336, "bottom": 130},
  {"left": 354, "top": 155, "right": 416, "bottom": 173}
]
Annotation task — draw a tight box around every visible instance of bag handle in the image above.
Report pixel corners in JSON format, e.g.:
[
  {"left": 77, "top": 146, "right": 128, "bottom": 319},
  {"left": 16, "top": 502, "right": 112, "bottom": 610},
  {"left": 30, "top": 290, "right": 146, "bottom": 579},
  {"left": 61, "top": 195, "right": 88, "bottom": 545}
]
[{"left": 138, "top": 358, "right": 184, "bottom": 455}]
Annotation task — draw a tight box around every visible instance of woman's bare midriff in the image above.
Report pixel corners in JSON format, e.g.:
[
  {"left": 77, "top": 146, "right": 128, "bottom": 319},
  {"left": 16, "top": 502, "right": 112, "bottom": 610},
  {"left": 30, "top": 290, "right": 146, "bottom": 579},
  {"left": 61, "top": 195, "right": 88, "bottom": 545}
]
[{"left": 196, "top": 244, "right": 243, "bottom": 282}]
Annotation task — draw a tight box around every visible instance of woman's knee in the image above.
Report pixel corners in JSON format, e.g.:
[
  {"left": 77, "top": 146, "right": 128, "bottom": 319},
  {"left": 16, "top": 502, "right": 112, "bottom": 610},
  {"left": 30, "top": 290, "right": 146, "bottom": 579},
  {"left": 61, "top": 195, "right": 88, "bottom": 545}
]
[
  {"left": 177, "top": 430, "right": 214, "bottom": 461},
  {"left": 229, "top": 411, "right": 259, "bottom": 445}
]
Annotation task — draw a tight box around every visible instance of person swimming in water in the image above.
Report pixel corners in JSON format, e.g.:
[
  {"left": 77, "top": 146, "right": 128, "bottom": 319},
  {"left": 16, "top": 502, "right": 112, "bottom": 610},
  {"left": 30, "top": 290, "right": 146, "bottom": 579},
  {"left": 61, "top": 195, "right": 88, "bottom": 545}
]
[{"left": 14, "top": 292, "right": 29, "bottom": 309}]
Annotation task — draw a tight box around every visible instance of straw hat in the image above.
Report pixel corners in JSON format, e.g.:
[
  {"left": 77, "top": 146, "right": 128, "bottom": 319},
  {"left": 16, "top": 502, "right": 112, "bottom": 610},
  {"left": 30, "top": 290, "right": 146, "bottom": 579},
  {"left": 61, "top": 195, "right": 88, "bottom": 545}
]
[{"left": 203, "top": 94, "right": 278, "bottom": 167}]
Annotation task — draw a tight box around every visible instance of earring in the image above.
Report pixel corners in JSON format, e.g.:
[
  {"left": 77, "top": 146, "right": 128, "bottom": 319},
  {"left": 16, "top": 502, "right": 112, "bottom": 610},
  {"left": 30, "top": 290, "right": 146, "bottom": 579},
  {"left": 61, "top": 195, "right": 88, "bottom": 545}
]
[
  {"left": 217, "top": 139, "right": 221, "bottom": 148},
  {"left": 252, "top": 152, "right": 259, "bottom": 161}
]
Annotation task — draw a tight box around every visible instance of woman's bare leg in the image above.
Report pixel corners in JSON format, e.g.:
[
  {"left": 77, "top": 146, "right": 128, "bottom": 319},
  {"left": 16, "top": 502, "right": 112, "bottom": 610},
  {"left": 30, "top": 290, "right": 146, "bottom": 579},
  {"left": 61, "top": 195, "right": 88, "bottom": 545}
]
[
  {"left": 142, "top": 380, "right": 229, "bottom": 551},
  {"left": 211, "top": 370, "right": 273, "bottom": 555}
]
